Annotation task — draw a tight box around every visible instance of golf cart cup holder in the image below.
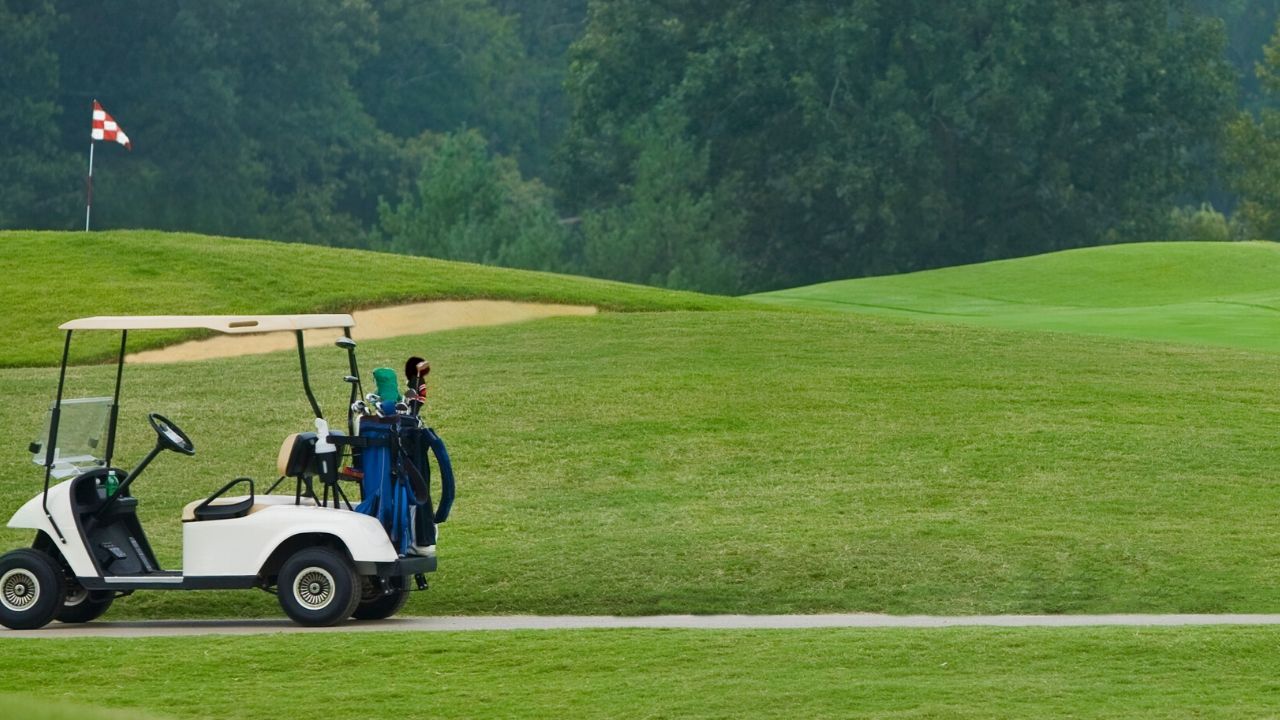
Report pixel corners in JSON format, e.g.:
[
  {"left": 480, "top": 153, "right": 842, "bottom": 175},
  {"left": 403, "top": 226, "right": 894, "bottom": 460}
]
[{"left": 148, "top": 413, "right": 195, "bottom": 456}]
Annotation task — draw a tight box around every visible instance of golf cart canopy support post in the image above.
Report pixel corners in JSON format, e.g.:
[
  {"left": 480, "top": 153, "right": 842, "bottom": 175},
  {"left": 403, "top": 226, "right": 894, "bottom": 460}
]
[
  {"left": 295, "top": 330, "right": 323, "bottom": 420},
  {"left": 41, "top": 330, "right": 73, "bottom": 543},
  {"left": 104, "top": 330, "right": 126, "bottom": 468}
]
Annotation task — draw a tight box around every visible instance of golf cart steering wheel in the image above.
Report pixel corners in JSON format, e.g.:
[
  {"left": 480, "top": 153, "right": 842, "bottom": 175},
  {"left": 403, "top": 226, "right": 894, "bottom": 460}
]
[{"left": 148, "top": 413, "right": 195, "bottom": 456}]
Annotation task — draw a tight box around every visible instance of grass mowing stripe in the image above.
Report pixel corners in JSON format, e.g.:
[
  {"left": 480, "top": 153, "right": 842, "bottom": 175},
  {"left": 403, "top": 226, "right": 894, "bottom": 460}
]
[
  {"left": 2, "top": 310, "right": 1279, "bottom": 617},
  {"left": 0, "top": 694, "right": 170, "bottom": 720},
  {"left": 0, "top": 230, "right": 740, "bottom": 367},
  {"left": 1, "top": 627, "right": 1278, "bottom": 718},
  {"left": 751, "top": 241, "right": 1280, "bottom": 352}
]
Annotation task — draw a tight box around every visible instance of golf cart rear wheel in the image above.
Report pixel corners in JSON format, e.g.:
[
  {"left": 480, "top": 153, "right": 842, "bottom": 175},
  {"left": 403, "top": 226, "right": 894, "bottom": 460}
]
[
  {"left": 0, "top": 549, "right": 65, "bottom": 630},
  {"left": 277, "top": 548, "right": 360, "bottom": 627},
  {"left": 55, "top": 584, "right": 114, "bottom": 624},
  {"left": 352, "top": 576, "right": 410, "bottom": 620}
]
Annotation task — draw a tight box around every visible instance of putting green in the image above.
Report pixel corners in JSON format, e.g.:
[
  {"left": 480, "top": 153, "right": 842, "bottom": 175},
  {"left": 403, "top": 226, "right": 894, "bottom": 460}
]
[{"left": 751, "top": 241, "right": 1280, "bottom": 352}]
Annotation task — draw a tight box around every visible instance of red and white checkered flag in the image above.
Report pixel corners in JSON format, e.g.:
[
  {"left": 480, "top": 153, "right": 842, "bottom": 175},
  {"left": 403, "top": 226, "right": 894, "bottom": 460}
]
[{"left": 90, "top": 100, "right": 131, "bottom": 150}]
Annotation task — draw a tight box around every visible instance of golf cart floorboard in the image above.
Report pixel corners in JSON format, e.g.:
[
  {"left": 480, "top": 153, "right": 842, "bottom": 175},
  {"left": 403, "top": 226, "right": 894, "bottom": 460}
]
[{"left": 83, "top": 573, "right": 260, "bottom": 591}]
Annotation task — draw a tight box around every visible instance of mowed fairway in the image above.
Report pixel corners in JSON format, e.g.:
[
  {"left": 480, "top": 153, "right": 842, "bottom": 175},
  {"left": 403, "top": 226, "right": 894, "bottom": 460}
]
[
  {"left": 3, "top": 627, "right": 1280, "bottom": 718},
  {"left": 752, "top": 241, "right": 1280, "bottom": 352},
  {"left": 1, "top": 308, "right": 1278, "bottom": 617}
]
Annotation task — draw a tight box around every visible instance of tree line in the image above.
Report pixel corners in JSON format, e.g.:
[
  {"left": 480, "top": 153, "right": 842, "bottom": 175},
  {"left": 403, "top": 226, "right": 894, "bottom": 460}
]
[{"left": 3, "top": 0, "right": 1280, "bottom": 293}]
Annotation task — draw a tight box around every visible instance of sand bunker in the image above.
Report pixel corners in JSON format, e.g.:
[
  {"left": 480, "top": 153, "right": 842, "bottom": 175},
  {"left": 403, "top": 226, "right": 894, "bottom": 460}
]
[{"left": 127, "top": 300, "right": 598, "bottom": 364}]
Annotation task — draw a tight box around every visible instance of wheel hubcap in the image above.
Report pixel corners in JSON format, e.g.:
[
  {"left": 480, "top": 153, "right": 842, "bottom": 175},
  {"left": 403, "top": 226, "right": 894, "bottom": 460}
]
[
  {"left": 293, "top": 567, "right": 335, "bottom": 610},
  {"left": 1, "top": 569, "right": 40, "bottom": 612}
]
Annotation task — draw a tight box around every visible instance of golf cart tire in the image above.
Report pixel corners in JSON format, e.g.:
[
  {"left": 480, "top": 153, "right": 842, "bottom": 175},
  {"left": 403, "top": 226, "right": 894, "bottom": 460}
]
[
  {"left": 55, "top": 586, "right": 114, "bottom": 624},
  {"left": 0, "top": 548, "right": 66, "bottom": 630},
  {"left": 277, "top": 547, "right": 360, "bottom": 627},
  {"left": 352, "top": 577, "right": 410, "bottom": 620}
]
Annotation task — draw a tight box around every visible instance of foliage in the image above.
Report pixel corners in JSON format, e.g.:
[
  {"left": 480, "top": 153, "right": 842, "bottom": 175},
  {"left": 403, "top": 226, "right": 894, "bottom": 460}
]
[
  {"left": 490, "top": 0, "right": 589, "bottom": 176},
  {"left": 46, "top": 0, "right": 390, "bottom": 244},
  {"left": 1226, "top": 20, "right": 1280, "bottom": 238},
  {"left": 376, "top": 131, "right": 569, "bottom": 271},
  {"left": 5, "top": 0, "right": 559, "bottom": 249},
  {"left": 357, "top": 0, "right": 534, "bottom": 162},
  {"left": 1166, "top": 203, "right": 1235, "bottom": 241},
  {"left": 0, "top": 0, "right": 78, "bottom": 228},
  {"left": 1192, "top": 0, "right": 1280, "bottom": 112},
  {"left": 0, "top": 0, "right": 1259, "bottom": 293},
  {"left": 578, "top": 105, "right": 744, "bottom": 293},
  {"left": 561, "top": 0, "right": 1236, "bottom": 290}
]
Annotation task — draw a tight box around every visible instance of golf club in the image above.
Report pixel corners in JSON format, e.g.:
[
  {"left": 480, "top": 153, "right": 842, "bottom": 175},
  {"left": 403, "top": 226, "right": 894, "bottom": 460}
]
[{"left": 404, "top": 356, "right": 430, "bottom": 417}]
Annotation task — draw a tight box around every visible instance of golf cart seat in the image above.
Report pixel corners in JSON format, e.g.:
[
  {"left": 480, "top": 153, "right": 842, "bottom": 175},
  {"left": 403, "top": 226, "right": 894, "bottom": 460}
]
[
  {"left": 181, "top": 489, "right": 321, "bottom": 522},
  {"left": 182, "top": 477, "right": 254, "bottom": 522}
]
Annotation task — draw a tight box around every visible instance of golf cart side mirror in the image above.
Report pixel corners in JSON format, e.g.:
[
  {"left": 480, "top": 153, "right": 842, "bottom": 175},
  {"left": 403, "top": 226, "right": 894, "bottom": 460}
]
[
  {"left": 343, "top": 375, "right": 359, "bottom": 384},
  {"left": 335, "top": 337, "right": 356, "bottom": 350}
]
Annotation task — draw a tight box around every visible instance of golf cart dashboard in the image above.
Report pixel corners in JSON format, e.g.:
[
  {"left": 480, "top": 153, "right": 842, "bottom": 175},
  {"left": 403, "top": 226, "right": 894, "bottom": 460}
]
[{"left": 71, "top": 468, "right": 136, "bottom": 515}]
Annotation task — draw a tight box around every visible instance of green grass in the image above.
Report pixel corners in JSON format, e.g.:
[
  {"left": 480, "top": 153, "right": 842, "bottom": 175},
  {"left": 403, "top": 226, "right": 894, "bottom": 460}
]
[
  {"left": 1, "top": 234, "right": 1276, "bottom": 717},
  {"left": 0, "top": 694, "right": 169, "bottom": 720},
  {"left": 3, "top": 309, "right": 1279, "bottom": 618},
  {"left": 2, "top": 627, "right": 1279, "bottom": 718},
  {"left": 751, "top": 241, "right": 1280, "bottom": 352},
  {"left": 0, "top": 230, "right": 739, "bottom": 367}
]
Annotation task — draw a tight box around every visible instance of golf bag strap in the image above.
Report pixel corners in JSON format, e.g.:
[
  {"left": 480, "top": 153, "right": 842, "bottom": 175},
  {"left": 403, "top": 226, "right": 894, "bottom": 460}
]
[
  {"left": 333, "top": 434, "right": 391, "bottom": 450},
  {"left": 427, "top": 428, "right": 455, "bottom": 523},
  {"left": 396, "top": 444, "right": 431, "bottom": 505}
]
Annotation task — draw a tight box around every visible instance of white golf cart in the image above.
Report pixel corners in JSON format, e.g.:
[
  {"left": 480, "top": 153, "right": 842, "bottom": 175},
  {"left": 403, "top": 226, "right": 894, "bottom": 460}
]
[{"left": 0, "top": 315, "right": 450, "bottom": 630}]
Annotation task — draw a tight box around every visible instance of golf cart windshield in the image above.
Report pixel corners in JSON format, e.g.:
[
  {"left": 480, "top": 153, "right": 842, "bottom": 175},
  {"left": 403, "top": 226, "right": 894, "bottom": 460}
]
[{"left": 31, "top": 397, "right": 112, "bottom": 477}]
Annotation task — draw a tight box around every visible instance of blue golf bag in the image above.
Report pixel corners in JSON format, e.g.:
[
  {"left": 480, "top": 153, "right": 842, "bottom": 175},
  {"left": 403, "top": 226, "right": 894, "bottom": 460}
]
[{"left": 354, "top": 415, "right": 455, "bottom": 556}]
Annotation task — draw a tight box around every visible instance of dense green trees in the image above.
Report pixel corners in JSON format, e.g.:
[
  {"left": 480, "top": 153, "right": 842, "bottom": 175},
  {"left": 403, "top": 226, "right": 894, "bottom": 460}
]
[
  {"left": 0, "top": 0, "right": 77, "bottom": 228},
  {"left": 377, "top": 130, "right": 566, "bottom": 270},
  {"left": 561, "top": 1, "right": 1234, "bottom": 289},
  {"left": 1228, "top": 19, "right": 1280, "bottom": 238},
  {"left": 0, "top": 1, "right": 1270, "bottom": 293}
]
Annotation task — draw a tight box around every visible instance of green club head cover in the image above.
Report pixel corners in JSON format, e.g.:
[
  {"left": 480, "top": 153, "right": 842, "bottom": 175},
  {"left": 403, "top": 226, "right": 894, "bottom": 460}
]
[{"left": 372, "top": 367, "right": 402, "bottom": 402}]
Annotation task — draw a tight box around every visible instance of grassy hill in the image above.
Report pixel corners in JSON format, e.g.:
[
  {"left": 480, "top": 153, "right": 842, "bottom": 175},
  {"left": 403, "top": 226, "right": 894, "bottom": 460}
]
[
  {"left": 0, "top": 230, "right": 739, "bottom": 367},
  {"left": 1, "top": 232, "right": 1278, "bottom": 718},
  {"left": 0, "top": 234, "right": 1276, "bottom": 619},
  {"left": 750, "top": 241, "right": 1280, "bottom": 352}
]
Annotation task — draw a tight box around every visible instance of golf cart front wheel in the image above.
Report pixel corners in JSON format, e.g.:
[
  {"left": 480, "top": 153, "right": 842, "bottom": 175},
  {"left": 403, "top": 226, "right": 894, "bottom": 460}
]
[
  {"left": 277, "top": 548, "right": 360, "bottom": 627},
  {"left": 352, "top": 577, "right": 410, "bottom": 620},
  {"left": 55, "top": 584, "right": 114, "bottom": 624},
  {"left": 0, "top": 549, "right": 65, "bottom": 630}
]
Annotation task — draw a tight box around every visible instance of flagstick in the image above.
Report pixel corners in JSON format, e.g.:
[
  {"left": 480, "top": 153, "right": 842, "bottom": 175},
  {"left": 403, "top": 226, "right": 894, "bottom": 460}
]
[{"left": 84, "top": 141, "right": 95, "bottom": 232}]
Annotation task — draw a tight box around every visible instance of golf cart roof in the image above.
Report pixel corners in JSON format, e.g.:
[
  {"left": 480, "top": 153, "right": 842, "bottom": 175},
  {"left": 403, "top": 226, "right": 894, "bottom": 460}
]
[{"left": 59, "top": 314, "right": 355, "bottom": 334}]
